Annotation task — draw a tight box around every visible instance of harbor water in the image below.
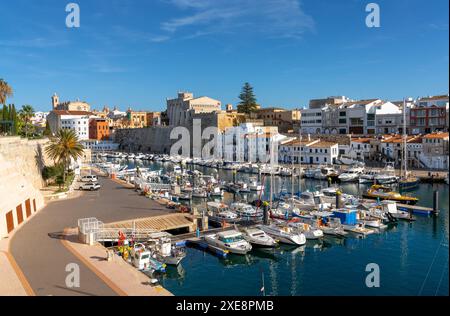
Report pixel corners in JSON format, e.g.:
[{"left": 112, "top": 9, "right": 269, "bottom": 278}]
[{"left": 116, "top": 159, "right": 449, "bottom": 296}]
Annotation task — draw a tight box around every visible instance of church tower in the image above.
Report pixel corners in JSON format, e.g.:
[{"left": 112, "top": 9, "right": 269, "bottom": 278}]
[{"left": 52, "top": 93, "right": 59, "bottom": 110}]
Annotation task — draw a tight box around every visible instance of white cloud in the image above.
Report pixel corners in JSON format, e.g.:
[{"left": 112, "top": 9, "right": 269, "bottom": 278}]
[{"left": 160, "top": 0, "right": 314, "bottom": 39}]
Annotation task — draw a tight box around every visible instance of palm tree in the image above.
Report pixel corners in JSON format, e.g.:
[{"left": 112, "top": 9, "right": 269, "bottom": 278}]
[
  {"left": 19, "top": 105, "right": 34, "bottom": 138},
  {"left": 0, "top": 79, "right": 13, "bottom": 105},
  {"left": 45, "top": 129, "right": 85, "bottom": 185}
]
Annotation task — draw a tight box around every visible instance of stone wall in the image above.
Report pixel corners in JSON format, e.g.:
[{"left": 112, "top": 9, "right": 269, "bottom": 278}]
[{"left": 0, "top": 137, "right": 50, "bottom": 238}]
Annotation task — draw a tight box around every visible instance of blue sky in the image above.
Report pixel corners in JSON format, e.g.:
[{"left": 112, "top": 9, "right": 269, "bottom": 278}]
[{"left": 0, "top": 0, "right": 448, "bottom": 112}]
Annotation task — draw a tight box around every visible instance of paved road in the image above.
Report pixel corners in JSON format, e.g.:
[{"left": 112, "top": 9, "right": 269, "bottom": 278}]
[{"left": 10, "top": 175, "right": 173, "bottom": 296}]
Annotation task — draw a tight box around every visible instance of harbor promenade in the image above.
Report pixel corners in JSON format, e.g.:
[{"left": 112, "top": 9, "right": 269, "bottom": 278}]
[{"left": 8, "top": 173, "right": 175, "bottom": 296}]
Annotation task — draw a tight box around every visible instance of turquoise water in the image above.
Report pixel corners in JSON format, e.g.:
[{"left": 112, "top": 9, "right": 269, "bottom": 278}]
[{"left": 116, "top": 159, "right": 449, "bottom": 296}]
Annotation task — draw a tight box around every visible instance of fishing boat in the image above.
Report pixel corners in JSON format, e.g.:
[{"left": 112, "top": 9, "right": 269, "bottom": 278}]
[
  {"left": 147, "top": 234, "right": 186, "bottom": 266},
  {"left": 363, "top": 185, "right": 419, "bottom": 205},
  {"left": 309, "top": 211, "right": 348, "bottom": 237},
  {"left": 242, "top": 228, "right": 278, "bottom": 248},
  {"left": 338, "top": 165, "right": 364, "bottom": 182},
  {"left": 259, "top": 224, "right": 306, "bottom": 246},
  {"left": 379, "top": 200, "right": 414, "bottom": 221},
  {"left": 358, "top": 211, "right": 388, "bottom": 229},
  {"left": 204, "top": 230, "right": 252, "bottom": 255},
  {"left": 130, "top": 243, "right": 166, "bottom": 273},
  {"left": 287, "top": 221, "right": 324, "bottom": 240}
]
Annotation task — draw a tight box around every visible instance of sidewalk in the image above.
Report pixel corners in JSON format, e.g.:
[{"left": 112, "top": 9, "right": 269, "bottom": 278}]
[
  {"left": 61, "top": 228, "right": 173, "bottom": 296},
  {"left": 0, "top": 238, "right": 34, "bottom": 296}
]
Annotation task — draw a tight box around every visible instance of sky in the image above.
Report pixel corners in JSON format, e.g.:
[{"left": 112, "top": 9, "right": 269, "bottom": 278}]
[{"left": 0, "top": 0, "right": 448, "bottom": 112}]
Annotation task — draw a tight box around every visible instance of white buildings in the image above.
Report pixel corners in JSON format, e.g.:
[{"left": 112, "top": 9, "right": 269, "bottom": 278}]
[
  {"left": 299, "top": 107, "right": 323, "bottom": 134},
  {"left": 47, "top": 110, "right": 92, "bottom": 140},
  {"left": 279, "top": 139, "right": 339, "bottom": 165},
  {"left": 31, "top": 112, "right": 49, "bottom": 128}
]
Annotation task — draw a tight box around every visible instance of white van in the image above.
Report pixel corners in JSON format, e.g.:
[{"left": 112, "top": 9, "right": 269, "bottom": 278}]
[{"left": 81, "top": 175, "right": 98, "bottom": 182}]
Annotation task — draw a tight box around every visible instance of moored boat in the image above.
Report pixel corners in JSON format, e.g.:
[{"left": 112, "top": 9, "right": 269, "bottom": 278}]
[
  {"left": 363, "top": 185, "right": 419, "bottom": 205},
  {"left": 204, "top": 230, "right": 252, "bottom": 255}
]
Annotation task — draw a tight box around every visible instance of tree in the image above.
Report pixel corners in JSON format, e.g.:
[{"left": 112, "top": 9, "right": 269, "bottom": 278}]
[
  {"left": 0, "top": 79, "right": 13, "bottom": 105},
  {"left": 9, "top": 104, "right": 18, "bottom": 135},
  {"left": 18, "top": 105, "right": 34, "bottom": 138},
  {"left": 45, "top": 129, "right": 85, "bottom": 184},
  {"left": 43, "top": 120, "right": 52, "bottom": 137},
  {"left": 237, "top": 82, "right": 258, "bottom": 114}
]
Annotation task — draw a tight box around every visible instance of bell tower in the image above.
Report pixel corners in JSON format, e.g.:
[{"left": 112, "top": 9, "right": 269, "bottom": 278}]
[{"left": 52, "top": 93, "right": 59, "bottom": 110}]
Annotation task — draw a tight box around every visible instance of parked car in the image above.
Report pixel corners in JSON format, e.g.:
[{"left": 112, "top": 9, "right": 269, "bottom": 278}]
[
  {"left": 79, "top": 182, "right": 101, "bottom": 191},
  {"left": 81, "top": 175, "right": 98, "bottom": 182}
]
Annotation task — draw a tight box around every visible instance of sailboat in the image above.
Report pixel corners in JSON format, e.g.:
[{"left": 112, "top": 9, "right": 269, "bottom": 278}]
[{"left": 398, "top": 98, "right": 419, "bottom": 191}]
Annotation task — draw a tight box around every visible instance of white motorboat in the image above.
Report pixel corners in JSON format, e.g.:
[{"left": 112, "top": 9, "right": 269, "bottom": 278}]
[
  {"left": 204, "top": 230, "right": 252, "bottom": 255},
  {"left": 359, "top": 169, "right": 380, "bottom": 184},
  {"left": 259, "top": 225, "right": 306, "bottom": 246},
  {"left": 207, "top": 202, "right": 240, "bottom": 226},
  {"left": 338, "top": 165, "right": 364, "bottom": 182},
  {"left": 243, "top": 228, "right": 278, "bottom": 248},
  {"left": 320, "top": 187, "right": 357, "bottom": 205},
  {"left": 304, "top": 167, "right": 320, "bottom": 179},
  {"left": 374, "top": 164, "right": 398, "bottom": 184},
  {"left": 279, "top": 167, "right": 293, "bottom": 177},
  {"left": 314, "top": 166, "right": 338, "bottom": 180},
  {"left": 291, "top": 191, "right": 331, "bottom": 211},
  {"left": 230, "top": 203, "right": 263, "bottom": 221}
]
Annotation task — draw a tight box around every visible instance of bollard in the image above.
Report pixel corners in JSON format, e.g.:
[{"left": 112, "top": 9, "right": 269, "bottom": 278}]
[
  {"left": 335, "top": 191, "right": 342, "bottom": 209},
  {"left": 433, "top": 191, "right": 439, "bottom": 214}
]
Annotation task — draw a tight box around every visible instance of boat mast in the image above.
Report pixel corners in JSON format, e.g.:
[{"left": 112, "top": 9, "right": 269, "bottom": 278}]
[
  {"left": 402, "top": 98, "right": 407, "bottom": 179},
  {"left": 298, "top": 125, "right": 302, "bottom": 196},
  {"left": 269, "top": 138, "right": 274, "bottom": 210}
]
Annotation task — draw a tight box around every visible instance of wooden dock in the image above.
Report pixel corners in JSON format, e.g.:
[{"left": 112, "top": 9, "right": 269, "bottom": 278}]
[
  {"left": 103, "top": 213, "right": 196, "bottom": 232},
  {"left": 397, "top": 203, "right": 437, "bottom": 216}
]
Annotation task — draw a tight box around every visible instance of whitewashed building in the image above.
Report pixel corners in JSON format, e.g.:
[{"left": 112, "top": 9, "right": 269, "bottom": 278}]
[
  {"left": 279, "top": 139, "right": 339, "bottom": 165},
  {"left": 47, "top": 110, "right": 92, "bottom": 140},
  {"left": 299, "top": 107, "right": 323, "bottom": 134}
]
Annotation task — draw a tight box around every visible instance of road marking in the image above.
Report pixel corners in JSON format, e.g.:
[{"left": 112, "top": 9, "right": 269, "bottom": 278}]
[
  {"left": 60, "top": 228, "right": 127, "bottom": 296},
  {"left": 1, "top": 251, "right": 35, "bottom": 296}
]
